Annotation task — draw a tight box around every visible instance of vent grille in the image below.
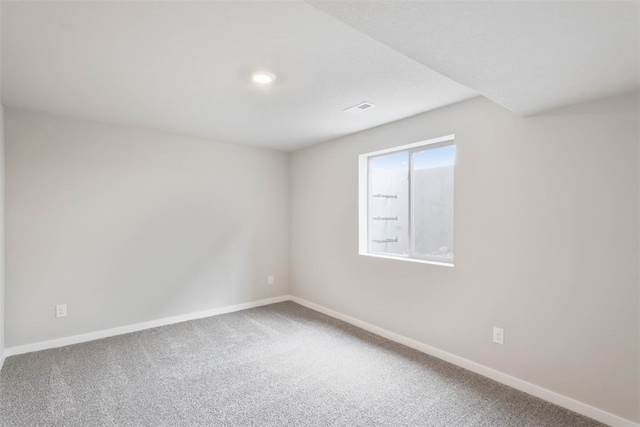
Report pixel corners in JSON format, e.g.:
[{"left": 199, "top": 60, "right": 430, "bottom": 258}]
[{"left": 343, "top": 102, "right": 376, "bottom": 114}]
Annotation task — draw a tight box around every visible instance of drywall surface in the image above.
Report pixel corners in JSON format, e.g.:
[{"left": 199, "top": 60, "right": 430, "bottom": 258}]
[
  {"left": 5, "top": 109, "right": 290, "bottom": 347},
  {"left": 0, "top": 105, "right": 5, "bottom": 363},
  {"left": 1, "top": 1, "right": 5, "bottom": 364},
  {"left": 291, "top": 94, "right": 639, "bottom": 422}
]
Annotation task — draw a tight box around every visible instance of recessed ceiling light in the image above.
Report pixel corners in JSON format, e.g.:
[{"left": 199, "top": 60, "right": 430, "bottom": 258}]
[{"left": 251, "top": 71, "right": 276, "bottom": 85}]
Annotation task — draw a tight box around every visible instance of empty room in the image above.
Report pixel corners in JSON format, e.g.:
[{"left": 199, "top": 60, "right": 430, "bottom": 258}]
[{"left": 0, "top": 1, "right": 638, "bottom": 426}]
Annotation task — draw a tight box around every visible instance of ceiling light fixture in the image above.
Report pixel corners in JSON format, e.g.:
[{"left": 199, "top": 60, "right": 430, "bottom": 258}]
[{"left": 251, "top": 71, "right": 276, "bottom": 85}]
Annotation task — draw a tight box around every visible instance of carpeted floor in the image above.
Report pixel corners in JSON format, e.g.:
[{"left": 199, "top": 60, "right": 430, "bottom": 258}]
[{"left": 0, "top": 302, "right": 605, "bottom": 426}]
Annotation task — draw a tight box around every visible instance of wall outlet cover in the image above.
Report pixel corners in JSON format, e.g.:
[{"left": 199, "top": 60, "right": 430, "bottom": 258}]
[{"left": 56, "top": 304, "right": 67, "bottom": 318}]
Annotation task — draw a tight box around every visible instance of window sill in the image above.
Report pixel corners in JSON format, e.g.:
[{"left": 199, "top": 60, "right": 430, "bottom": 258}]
[{"left": 359, "top": 252, "right": 454, "bottom": 267}]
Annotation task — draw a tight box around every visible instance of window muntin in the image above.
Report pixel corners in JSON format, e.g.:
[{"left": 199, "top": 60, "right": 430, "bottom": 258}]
[{"left": 360, "top": 135, "right": 455, "bottom": 266}]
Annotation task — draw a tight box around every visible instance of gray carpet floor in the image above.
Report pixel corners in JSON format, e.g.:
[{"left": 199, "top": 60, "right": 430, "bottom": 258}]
[{"left": 0, "top": 302, "right": 605, "bottom": 427}]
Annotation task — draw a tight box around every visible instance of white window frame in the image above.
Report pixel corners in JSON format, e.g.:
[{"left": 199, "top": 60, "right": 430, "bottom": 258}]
[{"left": 358, "top": 134, "right": 455, "bottom": 267}]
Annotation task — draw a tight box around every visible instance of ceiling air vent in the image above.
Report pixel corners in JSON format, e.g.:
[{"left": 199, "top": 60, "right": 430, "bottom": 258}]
[{"left": 343, "top": 102, "right": 376, "bottom": 114}]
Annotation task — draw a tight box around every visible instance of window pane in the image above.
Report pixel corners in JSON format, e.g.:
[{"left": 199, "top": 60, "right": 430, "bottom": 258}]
[
  {"left": 369, "top": 151, "right": 408, "bottom": 256},
  {"left": 411, "top": 145, "right": 454, "bottom": 261}
]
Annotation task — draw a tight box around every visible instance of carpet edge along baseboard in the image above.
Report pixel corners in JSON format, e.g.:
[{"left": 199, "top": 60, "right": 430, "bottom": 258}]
[
  {"left": 288, "top": 296, "right": 638, "bottom": 427},
  {"left": 3, "top": 294, "right": 638, "bottom": 427},
  {"left": 3, "top": 295, "right": 290, "bottom": 357}
]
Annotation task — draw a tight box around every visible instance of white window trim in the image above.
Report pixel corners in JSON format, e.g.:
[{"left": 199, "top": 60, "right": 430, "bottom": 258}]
[{"left": 358, "top": 134, "right": 455, "bottom": 267}]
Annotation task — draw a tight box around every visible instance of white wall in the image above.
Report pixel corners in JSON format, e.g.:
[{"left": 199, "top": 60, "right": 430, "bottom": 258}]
[
  {"left": 0, "top": 105, "right": 4, "bottom": 366},
  {"left": 0, "top": 1, "right": 5, "bottom": 367},
  {"left": 291, "top": 94, "right": 639, "bottom": 422},
  {"left": 5, "top": 109, "right": 290, "bottom": 347}
]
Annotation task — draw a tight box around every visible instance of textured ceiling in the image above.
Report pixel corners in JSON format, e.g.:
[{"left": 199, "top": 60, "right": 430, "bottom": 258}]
[
  {"left": 0, "top": 1, "right": 475, "bottom": 151},
  {"left": 1, "top": 1, "right": 638, "bottom": 150},
  {"left": 310, "top": 1, "right": 640, "bottom": 116}
]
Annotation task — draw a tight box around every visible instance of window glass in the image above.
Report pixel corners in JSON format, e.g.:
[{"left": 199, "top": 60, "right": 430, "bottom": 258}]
[
  {"left": 411, "top": 145, "right": 454, "bottom": 262},
  {"left": 359, "top": 135, "right": 455, "bottom": 266},
  {"left": 369, "top": 151, "right": 408, "bottom": 256}
]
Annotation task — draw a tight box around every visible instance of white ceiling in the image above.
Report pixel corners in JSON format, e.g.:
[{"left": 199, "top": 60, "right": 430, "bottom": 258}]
[
  {"left": 310, "top": 1, "right": 640, "bottom": 116},
  {"left": 1, "top": 1, "right": 638, "bottom": 151},
  {"left": 0, "top": 1, "right": 475, "bottom": 151}
]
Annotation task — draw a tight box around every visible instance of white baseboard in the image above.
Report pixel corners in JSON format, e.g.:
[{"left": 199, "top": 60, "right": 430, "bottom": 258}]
[
  {"left": 289, "top": 295, "right": 639, "bottom": 427},
  {"left": 2, "top": 294, "right": 637, "bottom": 427},
  {"left": 3, "top": 295, "right": 289, "bottom": 358}
]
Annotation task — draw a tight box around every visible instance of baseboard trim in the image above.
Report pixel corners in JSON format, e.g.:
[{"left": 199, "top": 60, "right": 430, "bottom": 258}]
[
  {"left": 4, "top": 295, "right": 289, "bottom": 358},
  {"left": 289, "top": 295, "right": 638, "bottom": 427},
  {"left": 3, "top": 294, "right": 637, "bottom": 427}
]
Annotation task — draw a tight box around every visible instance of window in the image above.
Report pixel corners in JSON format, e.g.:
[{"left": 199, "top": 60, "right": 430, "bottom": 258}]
[{"left": 358, "top": 135, "right": 455, "bottom": 266}]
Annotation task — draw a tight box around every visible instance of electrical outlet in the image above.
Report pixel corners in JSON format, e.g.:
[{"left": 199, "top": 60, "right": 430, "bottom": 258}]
[
  {"left": 268, "top": 275, "right": 274, "bottom": 285},
  {"left": 493, "top": 327, "right": 504, "bottom": 345},
  {"left": 56, "top": 304, "right": 67, "bottom": 318}
]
